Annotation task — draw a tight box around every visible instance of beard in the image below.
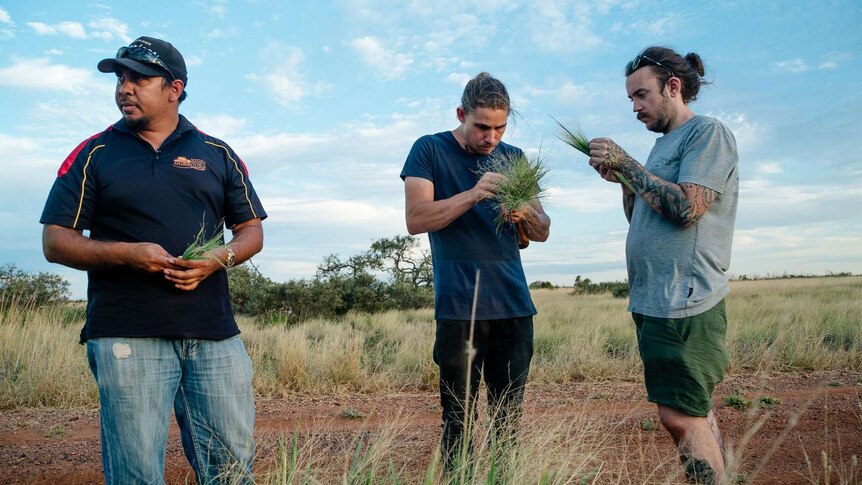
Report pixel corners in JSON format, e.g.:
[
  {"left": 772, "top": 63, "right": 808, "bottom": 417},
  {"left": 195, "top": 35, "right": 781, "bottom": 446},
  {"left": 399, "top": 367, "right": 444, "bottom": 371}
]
[
  {"left": 124, "top": 114, "right": 151, "bottom": 131},
  {"left": 643, "top": 96, "right": 674, "bottom": 134}
]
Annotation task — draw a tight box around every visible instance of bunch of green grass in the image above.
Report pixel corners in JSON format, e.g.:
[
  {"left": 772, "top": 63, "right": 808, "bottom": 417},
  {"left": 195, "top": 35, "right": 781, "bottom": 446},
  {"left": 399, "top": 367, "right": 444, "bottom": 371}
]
[
  {"left": 476, "top": 151, "right": 549, "bottom": 231},
  {"left": 552, "top": 117, "right": 636, "bottom": 193},
  {"left": 182, "top": 220, "right": 227, "bottom": 262}
]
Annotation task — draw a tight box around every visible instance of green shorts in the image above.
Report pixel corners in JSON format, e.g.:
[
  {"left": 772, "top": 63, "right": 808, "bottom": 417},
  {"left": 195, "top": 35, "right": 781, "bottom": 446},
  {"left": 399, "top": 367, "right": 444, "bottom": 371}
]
[{"left": 632, "top": 300, "right": 729, "bottom": 417}]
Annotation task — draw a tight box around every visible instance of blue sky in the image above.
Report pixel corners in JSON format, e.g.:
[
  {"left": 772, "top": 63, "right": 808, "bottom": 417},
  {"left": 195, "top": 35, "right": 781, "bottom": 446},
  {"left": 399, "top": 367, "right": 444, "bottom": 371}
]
[{"left": 1, "top": 1, "right": 860, "bottom": 298}]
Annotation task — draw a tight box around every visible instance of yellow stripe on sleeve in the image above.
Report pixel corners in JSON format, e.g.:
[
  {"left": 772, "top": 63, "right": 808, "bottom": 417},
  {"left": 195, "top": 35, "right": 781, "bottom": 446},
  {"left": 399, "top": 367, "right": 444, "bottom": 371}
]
[
  {"left": 204, "top": 141, "right": 258, "bottom": 219},
  {"left": 72, "top": 144, "right": 105, "bottom": 228}
]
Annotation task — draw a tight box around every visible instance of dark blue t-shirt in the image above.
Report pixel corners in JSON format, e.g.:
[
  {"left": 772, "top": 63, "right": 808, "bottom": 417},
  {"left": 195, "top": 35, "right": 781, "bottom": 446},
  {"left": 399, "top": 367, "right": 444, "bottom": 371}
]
[
  {"left": 40, "top": 115, "right": 267, "bottom": 342},
  {"left": 400, "top": 131, "right": 536, "bottom": 321}
]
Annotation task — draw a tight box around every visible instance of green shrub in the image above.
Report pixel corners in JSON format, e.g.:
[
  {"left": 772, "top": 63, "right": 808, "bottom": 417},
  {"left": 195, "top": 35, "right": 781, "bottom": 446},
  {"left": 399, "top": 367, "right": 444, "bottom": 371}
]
[
  {"left": 0, "top": 264, "right": 70, "bottom": 308},
  {"left": 530, "top": 281, "right": 555, "bottom": 289},
  {"left": 571, "top": 275, "right": 629, "bottom": 298}
]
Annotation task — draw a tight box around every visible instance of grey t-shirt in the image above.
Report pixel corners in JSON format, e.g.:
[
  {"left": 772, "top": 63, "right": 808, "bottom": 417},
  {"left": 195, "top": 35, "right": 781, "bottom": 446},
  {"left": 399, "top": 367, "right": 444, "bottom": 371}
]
[{"left": 626, "top": 115, "right": 739, "bottom": 318}]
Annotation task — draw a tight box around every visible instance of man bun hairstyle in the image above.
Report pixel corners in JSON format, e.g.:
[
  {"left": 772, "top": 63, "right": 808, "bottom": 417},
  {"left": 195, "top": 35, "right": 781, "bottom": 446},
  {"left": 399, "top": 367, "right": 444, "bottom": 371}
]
[
  {"left": 461, "top": 72, "right": 511, "bottom": 114},
  {"left": 626, "top": 46, "right": 711, "bottom": 103}
]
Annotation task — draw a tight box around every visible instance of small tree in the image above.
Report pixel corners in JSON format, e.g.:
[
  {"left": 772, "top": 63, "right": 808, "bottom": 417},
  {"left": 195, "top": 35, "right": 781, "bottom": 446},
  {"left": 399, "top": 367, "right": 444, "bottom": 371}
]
[
  {"left": 0, "top": 264, "right": 71, "bottom": 307},
  {"left": 529, "top": 281, "right": 555, "bottom": 289}
]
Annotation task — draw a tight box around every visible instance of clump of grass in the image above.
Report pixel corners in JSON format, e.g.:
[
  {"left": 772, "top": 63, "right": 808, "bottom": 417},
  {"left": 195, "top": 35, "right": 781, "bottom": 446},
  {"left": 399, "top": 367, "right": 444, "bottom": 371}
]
[
  {"left": 475, "top": 150, "right": 549, "bottom": 231},
  {"left": 182, "top": 218, "right": 226, "bottom": 262},
  {"left": 724, "top": 388, "right": 752, "bottom": 411},
  {"left": 552, "top": 117, "right": 636, "bottom": 193},
  {"left": 756, "top": 396, "right": 781, "bottom": 409},
  {"left": 44, "top": 424, "right": 68, "bottom": 439},
  {"left": 340, "top": 407, "right": 366, "bottom": 420},
  {"left": 640, "top": 419, "right": 657, "bottom": 431}
]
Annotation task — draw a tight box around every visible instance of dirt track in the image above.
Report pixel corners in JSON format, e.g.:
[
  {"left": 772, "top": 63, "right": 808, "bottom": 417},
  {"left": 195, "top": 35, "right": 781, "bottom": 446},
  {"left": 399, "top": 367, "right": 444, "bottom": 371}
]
[{"left": 2, "top": 370, "right": 860, "bottom": 484}]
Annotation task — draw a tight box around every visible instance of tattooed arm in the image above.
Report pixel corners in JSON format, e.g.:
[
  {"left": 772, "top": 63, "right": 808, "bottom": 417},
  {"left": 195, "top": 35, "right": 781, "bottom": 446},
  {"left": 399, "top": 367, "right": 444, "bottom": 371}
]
[{"left": 589, "top": 138, "right": 717, "bottom": 227}]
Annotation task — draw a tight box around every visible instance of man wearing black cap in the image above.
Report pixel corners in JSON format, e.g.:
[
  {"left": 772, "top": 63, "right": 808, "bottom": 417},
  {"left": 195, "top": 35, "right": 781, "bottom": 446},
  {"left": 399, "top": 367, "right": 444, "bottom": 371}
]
[{"left": 40, "top": 36, "right": 265, "bottom": 484}]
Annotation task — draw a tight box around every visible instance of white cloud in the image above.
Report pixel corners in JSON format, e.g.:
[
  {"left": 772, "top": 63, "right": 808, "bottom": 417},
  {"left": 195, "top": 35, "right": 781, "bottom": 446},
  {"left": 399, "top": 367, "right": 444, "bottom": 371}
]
[
  {"left": 773, "top": 59, "right": 808, "bottom": 73},
  {"left": 264, "top": 197, "right": 403, "bottom": 228},
  {"left": 756, "top": 162, "right": 782, "bottom": 175},
  {"left": 44, "top": 48, "right": 64, "bottom": 56},
  {"left": 525, "top": 0, "right": 604, "bottom": 54},
  {"left": 86, "top": 17, "right": 132, "bottom": 43},
  {"left": 349, "top": 36, "right": 414, "bottom": 80},
  {"left": 205, "top": 27, "right": 239, "bottom": 39},
  {"left": 185, "top": 55, "right": 203, "bottom": 67},
  {"left": 628, "top": 16, "right": 676, "bottom": 37},
  {"left": 731, "top": 223, "right": 862, "bottom": 277},
  {"left": 191, "top": 114, "right": 248, "bottom": 138},
  {"left": 199, "top": 0, "right": 229, "bottom": 18},
  {"left": 545, "top": 183, "right": 623, "bottom": 213},
  {"left": 27, "top": 21, "right": 87, "bottom": 38},
  {"left": 247, "top": 43, "right": 330, "bottom": 110},
  {"left": 706, "top": 111, "right": 762, "bottom": 154},
  {"left": 0, "top": 7, "right": 12, "bottom": 24},
  {"left": 0, "top": 58, "right": 96, "bottom": 92},
  {"left": 525, "top": 80, "right": 593, "bottom": 107},
  {"left": 445, "top": 72, "right": 471, "bottom": 86},
  {"left": 818, "top": 51, "right": 853, "bottom": 70},
  {"left": 0, "top": 133, "right": 44, "bottom": 156},
  {"left": 25, "top": 17, "right": 131, "bottom": 42}
]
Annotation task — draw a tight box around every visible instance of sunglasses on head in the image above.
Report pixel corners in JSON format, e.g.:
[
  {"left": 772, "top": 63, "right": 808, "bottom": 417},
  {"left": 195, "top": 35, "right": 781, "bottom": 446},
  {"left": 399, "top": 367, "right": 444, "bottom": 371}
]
[
  {"left": 630, "top": 53, "right": 675, "bottom": 77},
  {"left": 116, "top": 45, "right": 174, "bottom": 80}
]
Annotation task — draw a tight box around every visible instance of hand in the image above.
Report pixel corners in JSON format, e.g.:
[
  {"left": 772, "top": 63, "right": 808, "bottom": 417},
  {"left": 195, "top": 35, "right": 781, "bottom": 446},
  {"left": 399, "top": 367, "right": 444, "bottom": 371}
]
[
  {"left": 588, "top": 137, "right": 630, "bottom": 170},
  {"left": 163, "top": 255, "right": 222, "bottom": 291},
  {"left": 596, "top": 164, "right": 620, "bottom": 184},
  {"left": 503, "top": 203, "right": 537, "bottom": 224},
  {"left": 123, "top": 243, "right": 175, "bottom": 273},
  {"left": 471, "top": 172, "right": 505, "bottom": 203}
]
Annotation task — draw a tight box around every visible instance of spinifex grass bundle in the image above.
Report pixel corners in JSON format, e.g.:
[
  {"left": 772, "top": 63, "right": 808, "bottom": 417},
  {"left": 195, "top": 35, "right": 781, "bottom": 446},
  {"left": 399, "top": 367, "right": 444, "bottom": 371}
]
[
  {"left": 475, "top": 151, "right": 549, "bottom": 232},
  {"left": 182, "top": 219, "right": 227, "bottom": 263},
  {"left": 552, "top": 117, "right": 636, "bottom": 193}
]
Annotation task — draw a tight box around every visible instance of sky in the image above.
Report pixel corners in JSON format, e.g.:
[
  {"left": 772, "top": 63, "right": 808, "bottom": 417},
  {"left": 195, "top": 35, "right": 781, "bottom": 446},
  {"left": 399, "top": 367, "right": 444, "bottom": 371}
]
[{"left": 1, "top": 0, "right": 861, "bottom": 298}]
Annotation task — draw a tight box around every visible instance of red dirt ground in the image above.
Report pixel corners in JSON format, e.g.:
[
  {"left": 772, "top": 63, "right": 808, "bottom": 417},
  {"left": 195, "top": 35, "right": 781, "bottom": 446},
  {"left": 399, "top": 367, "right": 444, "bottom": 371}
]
[{"left": 2, "top": 370, "right": 860, "bottom": 484}]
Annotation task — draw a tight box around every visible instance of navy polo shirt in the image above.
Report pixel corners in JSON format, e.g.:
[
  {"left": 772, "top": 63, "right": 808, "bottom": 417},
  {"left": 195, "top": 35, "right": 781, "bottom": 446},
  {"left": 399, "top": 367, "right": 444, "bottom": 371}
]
[
  {"left": 400, "top": 131, "right": 536, "bottom": 321},
  {"left": 40, "top": 115, "right": 267, "bottom": 342}
]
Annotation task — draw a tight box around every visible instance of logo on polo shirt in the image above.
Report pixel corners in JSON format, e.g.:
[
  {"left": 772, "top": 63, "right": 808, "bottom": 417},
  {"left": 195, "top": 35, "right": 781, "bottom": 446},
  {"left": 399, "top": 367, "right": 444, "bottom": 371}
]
[{"left": 173, "top": 156, "right": 207, "bottom": 171}]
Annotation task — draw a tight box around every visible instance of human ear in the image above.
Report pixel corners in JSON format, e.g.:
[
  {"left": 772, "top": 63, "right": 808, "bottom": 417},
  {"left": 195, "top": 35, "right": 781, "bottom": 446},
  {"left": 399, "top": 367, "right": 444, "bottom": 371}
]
[
  {"left": 667, "top": 77, "right": 682, "bottom": 97},
  {"left": 169, "top": 80, "right": 185, "bottom": 102}
]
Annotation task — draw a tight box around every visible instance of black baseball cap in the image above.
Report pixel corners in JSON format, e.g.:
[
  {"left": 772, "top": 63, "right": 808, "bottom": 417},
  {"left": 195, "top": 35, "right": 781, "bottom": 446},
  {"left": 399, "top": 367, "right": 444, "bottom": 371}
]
[{"left": 98, "top": 36, "right": 188, "bottom": 89}]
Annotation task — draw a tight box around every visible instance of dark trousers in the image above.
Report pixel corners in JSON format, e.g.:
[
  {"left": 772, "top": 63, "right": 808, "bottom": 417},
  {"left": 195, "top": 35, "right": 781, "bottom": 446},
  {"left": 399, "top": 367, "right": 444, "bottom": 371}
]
[{"left": 433, "top": 316, "right": 534, "bottom": 467}]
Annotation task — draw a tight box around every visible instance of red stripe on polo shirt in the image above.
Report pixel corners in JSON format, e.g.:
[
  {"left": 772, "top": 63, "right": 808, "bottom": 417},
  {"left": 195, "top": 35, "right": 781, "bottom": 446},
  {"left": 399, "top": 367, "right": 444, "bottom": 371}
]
[{"left": 57, "top": 126, "right": 112, "bottom": 177}]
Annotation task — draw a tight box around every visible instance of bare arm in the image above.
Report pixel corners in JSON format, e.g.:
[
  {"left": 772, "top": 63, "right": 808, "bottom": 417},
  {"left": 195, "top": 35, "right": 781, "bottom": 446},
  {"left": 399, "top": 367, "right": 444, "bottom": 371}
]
[
  {"left": 404, "top": 174, "right": 502, "bottom": 234},
  {"left": 589, "top": 138, "right": 717, "bottom": 227},
  {"left": 507, "top": 199, "right": 551, "bottom": 242},
  {"left": 42, "top": 224, "right": 173, "bottom": 273},
  {"left": 165, "top": 218, "right": 264, "bottom": 291}
]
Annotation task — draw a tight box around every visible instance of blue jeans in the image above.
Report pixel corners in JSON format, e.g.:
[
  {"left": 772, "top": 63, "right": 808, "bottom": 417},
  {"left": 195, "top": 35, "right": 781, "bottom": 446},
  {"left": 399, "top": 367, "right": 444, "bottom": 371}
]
[{"left": 86, "top": 336, "right": 255, "bottom": 485}]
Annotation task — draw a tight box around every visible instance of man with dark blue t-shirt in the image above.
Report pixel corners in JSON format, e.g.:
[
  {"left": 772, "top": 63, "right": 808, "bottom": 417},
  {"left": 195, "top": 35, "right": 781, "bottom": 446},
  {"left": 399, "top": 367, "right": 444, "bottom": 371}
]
[
  {"left": 40, "top": 36, "right": 265, "bottom": 484},
  {"left": 401, "top": 72, "right": 550, "bottom": 468}
]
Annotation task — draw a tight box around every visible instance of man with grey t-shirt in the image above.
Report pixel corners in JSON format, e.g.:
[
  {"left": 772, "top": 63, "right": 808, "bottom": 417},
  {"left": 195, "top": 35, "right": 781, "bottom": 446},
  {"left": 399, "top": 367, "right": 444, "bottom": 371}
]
[{"left": 587, "top": 46, "right": 738, "bottom": 485}]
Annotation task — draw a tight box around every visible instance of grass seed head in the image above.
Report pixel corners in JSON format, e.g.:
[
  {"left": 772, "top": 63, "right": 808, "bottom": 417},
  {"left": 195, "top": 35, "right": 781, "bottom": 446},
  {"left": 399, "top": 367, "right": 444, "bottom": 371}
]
[
  {"left": 182, "top": 218, "right": 227, "bottom": 262},
  {"left": 553, "top": 117, "right": 637, "bottom": 193},
  {"left": 475, "top": 150, "right": 549, "bottom": 232}
]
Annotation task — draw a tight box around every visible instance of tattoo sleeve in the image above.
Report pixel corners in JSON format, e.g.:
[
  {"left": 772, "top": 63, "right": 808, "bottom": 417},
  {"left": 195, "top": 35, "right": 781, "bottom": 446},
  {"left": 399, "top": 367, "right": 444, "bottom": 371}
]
[{"left": 608, "top": 141, "right": 718, "bottom": 227}]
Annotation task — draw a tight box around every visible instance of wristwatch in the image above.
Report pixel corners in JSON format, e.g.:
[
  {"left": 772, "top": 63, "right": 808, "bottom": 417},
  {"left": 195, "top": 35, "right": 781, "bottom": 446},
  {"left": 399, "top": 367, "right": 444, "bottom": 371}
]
[{"left": 224, "top": 247, "right": 236, "bottom": 268}]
